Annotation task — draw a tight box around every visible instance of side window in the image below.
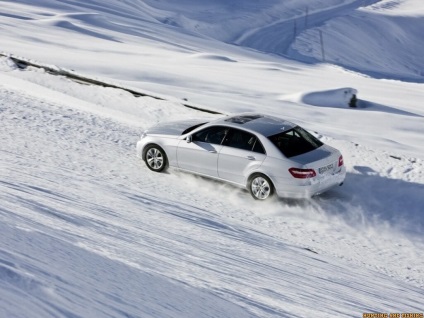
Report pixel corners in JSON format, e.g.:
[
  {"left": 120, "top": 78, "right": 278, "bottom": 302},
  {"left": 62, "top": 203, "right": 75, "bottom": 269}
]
[
  {"left": 252, "top": 139, "right": 266, "bottom": 154},
  {"left": 224, "top": 129, "right": 265, "bottom": 154},
  {"left": 192, "top": 126, "right": 229, "bottom": 145}
]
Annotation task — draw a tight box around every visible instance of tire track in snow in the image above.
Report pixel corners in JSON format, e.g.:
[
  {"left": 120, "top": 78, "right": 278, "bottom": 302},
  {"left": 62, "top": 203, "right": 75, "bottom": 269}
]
[
  {"left": 1, "top": 75, "right": 424, "bottom": 294},
  {"left": 235, "top": 0, "right": 382, "bottom": 55},
  {"left": 1, "top": 75, "right": 424, "bottom": 318}
]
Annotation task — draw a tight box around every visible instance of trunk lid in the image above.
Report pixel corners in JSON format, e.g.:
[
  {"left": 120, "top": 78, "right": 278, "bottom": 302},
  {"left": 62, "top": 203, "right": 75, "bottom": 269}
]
[{"left": 291, "top": 145, "right": 341, "bottom": 177}]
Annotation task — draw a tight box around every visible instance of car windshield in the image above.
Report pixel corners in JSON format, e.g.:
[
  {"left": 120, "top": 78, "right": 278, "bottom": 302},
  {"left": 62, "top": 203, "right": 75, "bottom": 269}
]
[
  {"left": 182, "top": 122, "right": 208, "bottom": 135},
  {"left": 268, "top": 126, "right": 323, "bottom": 158}
]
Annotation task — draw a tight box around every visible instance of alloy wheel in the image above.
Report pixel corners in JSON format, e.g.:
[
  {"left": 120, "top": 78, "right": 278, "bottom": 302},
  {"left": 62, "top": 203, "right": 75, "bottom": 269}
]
[
  {"left": 146, "top": 148, "right": 164, "bottom": 170},
  {"left": 251, "top": 176, "right": 271, "bottom": 200}
]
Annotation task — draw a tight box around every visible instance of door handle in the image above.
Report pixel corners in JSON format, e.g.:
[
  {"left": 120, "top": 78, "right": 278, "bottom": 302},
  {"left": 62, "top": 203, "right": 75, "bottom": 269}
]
[
  {"left": 246, "top": 156, "right": 255, "bottom": 160},
  {"left": 208, "top": 150, "right": 217, "bottom": 153}
]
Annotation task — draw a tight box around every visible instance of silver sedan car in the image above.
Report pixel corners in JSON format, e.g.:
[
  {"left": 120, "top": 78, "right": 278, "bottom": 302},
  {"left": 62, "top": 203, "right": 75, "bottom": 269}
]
[{"left": 136, "top": 113, "right": 346, "bottom": 200}]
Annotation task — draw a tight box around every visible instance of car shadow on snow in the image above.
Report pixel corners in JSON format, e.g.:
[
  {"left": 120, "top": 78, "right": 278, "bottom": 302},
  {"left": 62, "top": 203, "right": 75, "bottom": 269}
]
[
  {"left": 168, "top": 168, "right": 423, "bottom": 238},
  {"left": 354, "top": 99, "right": 422, "bottom": 117},
  {"left": 305, "top": 171, "right": 424, "bottom": 238},
  {"left": 303, "top": 97, "right": 422, "bottom": 117}
]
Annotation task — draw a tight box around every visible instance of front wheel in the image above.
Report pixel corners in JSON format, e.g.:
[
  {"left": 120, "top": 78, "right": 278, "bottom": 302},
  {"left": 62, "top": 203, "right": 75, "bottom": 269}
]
[
  {"left": 144, "top": 145, "right": 167, "bottom": 172},
  {"left": 248, "top": 174, "right": 274, "bottom": 200}
]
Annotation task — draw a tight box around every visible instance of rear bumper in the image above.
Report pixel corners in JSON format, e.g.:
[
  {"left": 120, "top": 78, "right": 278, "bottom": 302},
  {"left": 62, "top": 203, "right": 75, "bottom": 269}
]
[{"left": 274, "top": 167, "right": 346, "bottom": 199}]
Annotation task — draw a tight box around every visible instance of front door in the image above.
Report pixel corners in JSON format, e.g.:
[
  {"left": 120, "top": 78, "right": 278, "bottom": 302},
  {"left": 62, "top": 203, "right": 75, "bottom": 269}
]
[{"left": 177, "top": 126, "right": 229, "bottom": 177}]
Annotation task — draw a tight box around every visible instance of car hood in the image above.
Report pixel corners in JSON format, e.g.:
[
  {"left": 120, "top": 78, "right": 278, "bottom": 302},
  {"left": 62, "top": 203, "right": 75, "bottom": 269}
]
[{"left": 146, "top": 119, "right": 208, "bottom": 136}]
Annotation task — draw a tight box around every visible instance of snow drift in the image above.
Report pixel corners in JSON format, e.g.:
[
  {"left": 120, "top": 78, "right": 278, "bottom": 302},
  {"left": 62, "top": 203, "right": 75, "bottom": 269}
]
[{"left": 280, "top": 87, "right": 358, "bottom": 108}]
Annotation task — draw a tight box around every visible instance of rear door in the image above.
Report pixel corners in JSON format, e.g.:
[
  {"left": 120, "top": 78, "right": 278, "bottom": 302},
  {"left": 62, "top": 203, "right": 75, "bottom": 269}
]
[
  {"left": 176, "top": 126, "right": 228, "bottom": 177},
  {"left": 218, "top": 128, "right": 266, "bottom": 184}
]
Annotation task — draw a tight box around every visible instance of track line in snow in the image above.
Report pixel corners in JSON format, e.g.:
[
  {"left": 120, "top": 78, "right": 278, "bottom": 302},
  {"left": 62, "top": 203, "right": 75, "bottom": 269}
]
[
  {"left": 1, "top": 75, "right": 423, "bottom": 291},
  {"left": 0, "top": 53, "right": 223, "bottom": 115},
  {"left": 235, "top": 0, "right": 382, "bottom": 55},
  {"left": 2, "top": 73, "right": 424, "bottom": 317}
]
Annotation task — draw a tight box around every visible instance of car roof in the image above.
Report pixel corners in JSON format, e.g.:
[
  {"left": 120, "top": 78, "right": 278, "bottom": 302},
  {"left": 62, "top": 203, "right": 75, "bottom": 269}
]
[{"left": 212, "top": 113, "right": 297, "bottom": 137}]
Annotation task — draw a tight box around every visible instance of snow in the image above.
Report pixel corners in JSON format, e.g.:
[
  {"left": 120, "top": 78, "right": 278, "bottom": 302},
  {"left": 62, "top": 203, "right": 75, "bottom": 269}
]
[
  {"left": 1, "top": 0, "right": 424, "bottom": 317},
  {"left": 280, "top": 87, "right": 358, "bottom": 108},
  {"left": 290, "top": 1, "right": 424, "bottom": 81}
]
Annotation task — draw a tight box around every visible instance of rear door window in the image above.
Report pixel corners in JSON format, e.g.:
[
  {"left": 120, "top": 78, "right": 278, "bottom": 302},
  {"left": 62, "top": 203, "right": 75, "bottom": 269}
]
[{"left": 223, "top": 129, "right": 265, "bottom": 154}]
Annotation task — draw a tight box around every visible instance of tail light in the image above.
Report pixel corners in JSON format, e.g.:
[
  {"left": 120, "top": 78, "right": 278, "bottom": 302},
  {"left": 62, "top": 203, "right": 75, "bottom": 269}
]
[
  {"left": 289, "top": 168, "right": 316, "bottom": 179},
  {"left": 338, "top": 155, "right": 344, "bottom": 167}
]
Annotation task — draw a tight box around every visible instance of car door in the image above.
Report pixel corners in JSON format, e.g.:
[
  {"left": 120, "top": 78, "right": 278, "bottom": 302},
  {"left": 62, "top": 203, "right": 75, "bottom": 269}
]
[
  {"left": 176, "top": 126, "right": 229, "bottom": 177},
  {"left": 218, "top": 128, "right": 266, "bottom": 185}
]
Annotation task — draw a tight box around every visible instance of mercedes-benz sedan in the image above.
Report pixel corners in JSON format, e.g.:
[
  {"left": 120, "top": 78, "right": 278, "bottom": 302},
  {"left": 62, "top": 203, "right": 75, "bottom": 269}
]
[{"left": 136, "top": 113, "right": 346, "bottom": 200}]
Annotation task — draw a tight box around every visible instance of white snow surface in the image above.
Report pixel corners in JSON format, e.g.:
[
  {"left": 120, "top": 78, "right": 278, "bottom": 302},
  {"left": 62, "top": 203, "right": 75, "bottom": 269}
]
[
  {"left": 1, "top": 0, "right": 424, "bottom": 317},
  {"left": 280, "top": 87, "right": 358, "bottom": 108}
]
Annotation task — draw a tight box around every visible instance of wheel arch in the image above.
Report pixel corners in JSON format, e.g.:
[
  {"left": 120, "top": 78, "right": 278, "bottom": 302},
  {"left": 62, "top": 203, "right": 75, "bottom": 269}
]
[
  {"left": 246, "top": 171, "right": 275, "bottom": 189},
  {"left": 142, "top": 143, "right": 166, "bottom": 161},
  {"left": 247, "top": 172, "right": 275, "bottom": 200}
]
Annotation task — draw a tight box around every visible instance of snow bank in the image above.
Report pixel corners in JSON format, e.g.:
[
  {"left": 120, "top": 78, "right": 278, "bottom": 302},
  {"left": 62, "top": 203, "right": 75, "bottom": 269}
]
[
  {"left": 281, "top": 87, "right": 358, "bottom": 108},
  {"left": 0, "top": 56, "right": 18, "bottom": 71}
]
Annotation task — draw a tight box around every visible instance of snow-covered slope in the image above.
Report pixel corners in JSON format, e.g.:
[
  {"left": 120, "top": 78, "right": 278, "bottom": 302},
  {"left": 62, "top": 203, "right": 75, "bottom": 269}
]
[
  {"left": 2, "top": 59, "right": 424, "bottom": 317},
  {"left": 290, "top": 0, "right": 424, "bottom": 82},
  {"left": 1, "top": 67, "right": 424, "bottom": 317},
  {"left": 2, "top": 0, "right": 424, "bottom": 157},
  {"left": 1, "top": 0, "right": 424, "bottom": 317},
  {"left": 2, "top": 0, "right": 422, "bottom": 83}
]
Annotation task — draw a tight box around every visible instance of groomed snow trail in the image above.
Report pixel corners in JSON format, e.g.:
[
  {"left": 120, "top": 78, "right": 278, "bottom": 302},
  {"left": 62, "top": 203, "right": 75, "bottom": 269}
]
[{"left": 1, "top": 71, "right": 424, "bottom": 317}]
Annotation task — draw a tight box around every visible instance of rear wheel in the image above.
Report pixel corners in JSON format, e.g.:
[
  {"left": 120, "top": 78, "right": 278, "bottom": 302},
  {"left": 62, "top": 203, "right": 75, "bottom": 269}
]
[
  {"left": 144, "top": 145, "right": 167, "bottom": 172},
  {"left": 248, "top": 174, "right": 274, "bottom": 200}
]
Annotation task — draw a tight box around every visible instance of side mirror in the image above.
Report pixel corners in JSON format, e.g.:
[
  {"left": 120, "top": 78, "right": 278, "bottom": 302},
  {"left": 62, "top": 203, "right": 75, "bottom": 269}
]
[{"left": 186, "top": 135, "right": 192, "bottom": 143}]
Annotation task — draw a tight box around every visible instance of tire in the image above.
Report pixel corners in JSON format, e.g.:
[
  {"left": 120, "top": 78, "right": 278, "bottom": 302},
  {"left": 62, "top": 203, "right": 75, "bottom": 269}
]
[
  {"left": 144, "top": 145, "right": 167, "bottom": 172},
  {"left": 248, "top": 174, "right": 274, "bottom": 200}
]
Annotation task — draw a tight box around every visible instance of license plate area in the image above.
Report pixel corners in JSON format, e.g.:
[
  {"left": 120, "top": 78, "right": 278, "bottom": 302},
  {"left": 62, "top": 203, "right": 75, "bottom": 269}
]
[{"left": 319, "top": 163, "right": 335, "bottom": 174}]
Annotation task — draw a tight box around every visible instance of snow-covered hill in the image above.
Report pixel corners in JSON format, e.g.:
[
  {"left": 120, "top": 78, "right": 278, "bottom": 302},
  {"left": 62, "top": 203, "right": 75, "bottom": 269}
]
[
  {"left": 2, "top": 65, "right": 424, "bottom": 317},
  {"left": 1, "top": 0, "right": 424, "bottom": 317}
]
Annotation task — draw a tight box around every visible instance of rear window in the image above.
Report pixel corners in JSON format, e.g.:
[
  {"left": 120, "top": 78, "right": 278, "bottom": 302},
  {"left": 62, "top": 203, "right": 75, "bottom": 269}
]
[{"left": 268, "top": 126, "right": 323, "bottom": 158}]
